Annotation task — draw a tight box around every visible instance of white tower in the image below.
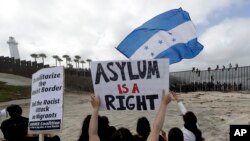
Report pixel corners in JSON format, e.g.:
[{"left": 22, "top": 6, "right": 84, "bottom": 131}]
[{"left": 7, "top": 36, "right": 20, "bottom": 59}]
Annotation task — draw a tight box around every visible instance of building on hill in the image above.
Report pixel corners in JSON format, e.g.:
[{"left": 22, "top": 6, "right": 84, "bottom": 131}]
[{"left": 7, "top": 37, "right": 20, "bottom": 59}]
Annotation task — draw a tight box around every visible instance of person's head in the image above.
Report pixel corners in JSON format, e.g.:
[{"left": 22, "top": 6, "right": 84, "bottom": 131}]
[
  {"left": 109, "top": 126, "right": 116, "bottom": 134},
  {"left": 78, "top": 115, "right": 91, "bottom": 141},
  {"left": 6, "top": 104, "right": 22, "bottom": 118},
  {"left": 183, "top": 111, "right": 197, "bottom": 125},
  {"left": 168, "top": 127, "right": 183, "bottom": 141},
  {"left": 108, "top": 126, "right": 117, "bottom": 140},
  {"left": 79, "top": 115, "right": 111, "bottom": 141},
  {"left": 136, "top": 117, "right": 150, "bottom": 138},
  {"left": 98, "top": 116, "right": 111, "bottom": 141},
  {"left": 101, "top": 116, "right": 109, "bottom": 128},
  {"left": 183, "top": 111, "right": 203, "bottom": 141},
  {"left": 111, "top": 127, "right": 133, "bottom": 141}
]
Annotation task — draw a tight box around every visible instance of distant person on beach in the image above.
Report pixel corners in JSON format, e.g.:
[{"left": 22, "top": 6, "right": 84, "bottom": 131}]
[
  {"left": 88, "top": 94, "right": 134, "bottom": 141},
  {"left": 0, "top": 104, "right": 60, "bottom": 141},
  {"left": 172, "top": 92, "right": 204, "bottom": 141}
]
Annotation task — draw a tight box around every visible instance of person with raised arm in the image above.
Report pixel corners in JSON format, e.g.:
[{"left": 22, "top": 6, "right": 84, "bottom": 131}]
[
  {"left": 89, "top": 95, "right": 101, "bottom": 141},
  {"left": 172, "top": 92, "right": 204, "bottom": 141},
  {"left": 172, "top": 92, "right": 187, "bottom": 115},
  {"left": 146, "top": 90, "right": 172, "bottom": 141},
  {"left": 89, "top": 94, "right": 134, "bottom": 141}
]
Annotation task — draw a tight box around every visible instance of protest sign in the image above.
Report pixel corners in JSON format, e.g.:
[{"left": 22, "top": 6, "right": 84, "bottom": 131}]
[
  {"left": 90, "top": 59, "right": 169, "bottom": 111},
  {"left": 28, "top": 67, "right": 64, "bottom": 134}
]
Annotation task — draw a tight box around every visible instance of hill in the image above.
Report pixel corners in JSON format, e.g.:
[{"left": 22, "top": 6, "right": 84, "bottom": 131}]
[
  {"left": 0, "top": 73, "right": 31, "bottom": 86},
  {"left": 0, "top": 73, "right": 31, "bottom": 102}
]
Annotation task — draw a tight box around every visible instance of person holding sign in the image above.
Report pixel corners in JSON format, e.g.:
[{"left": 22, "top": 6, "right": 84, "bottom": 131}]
[
  {"left": 89, "top": 95, "right": 134, "bottom": 141},
  {"left": 89, "top": 95, "right": 101, "bottom": 141},
  {"left": 147, "top": 91, "right": 186, "bottom": 141},
  {"left": 146, "top": 90, "right": 174, "bottom": 141}
]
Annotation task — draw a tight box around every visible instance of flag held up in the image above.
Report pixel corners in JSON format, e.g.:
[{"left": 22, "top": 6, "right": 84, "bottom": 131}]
[{"left": 116, "top": 8, "right": 203, "bottom": 64}]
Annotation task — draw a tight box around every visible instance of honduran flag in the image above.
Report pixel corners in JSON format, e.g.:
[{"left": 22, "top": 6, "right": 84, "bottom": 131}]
[{"left": 116, "top": 8, "right": 203, "bottom": 64}]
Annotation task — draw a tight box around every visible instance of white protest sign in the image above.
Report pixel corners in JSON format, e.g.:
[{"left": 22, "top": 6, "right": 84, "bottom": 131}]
[
  {"left": 28, "top": 67, "right": 64, "bottom": 134},
  {"left": 90, "top": 59, "right": 169, "bottom": 111}
]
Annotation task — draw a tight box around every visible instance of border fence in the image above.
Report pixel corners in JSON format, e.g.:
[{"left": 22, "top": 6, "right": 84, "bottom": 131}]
[
  {"left": 170, "top": 66, "right": 250, "bottom": 92},
  {"left": 1, "top": 56, "right": 250, "bottom": 92}
]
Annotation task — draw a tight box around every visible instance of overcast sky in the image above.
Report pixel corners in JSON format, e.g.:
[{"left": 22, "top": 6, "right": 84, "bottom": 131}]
[{"left": 0, "top": 0, "right": 249, "bottom": 72}]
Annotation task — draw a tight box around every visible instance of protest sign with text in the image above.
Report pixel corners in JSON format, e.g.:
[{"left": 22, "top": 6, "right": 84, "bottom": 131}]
[
  {"left": 90, "top": 59, "right": 169, "bottom": 111},
  {"left": 28, "top": 67, "right": 64, "bottom": 134}
]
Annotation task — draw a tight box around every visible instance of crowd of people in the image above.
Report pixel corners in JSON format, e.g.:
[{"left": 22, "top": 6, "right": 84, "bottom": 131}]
[
  {"left": 79, "top": 91, "right": 204, "bottom": 141},
  {"left": 0, "top": 91, "right": 204, "bottom": 141},
  {"left": 171, "top": 82, "right": 243, "bottom": 93}
]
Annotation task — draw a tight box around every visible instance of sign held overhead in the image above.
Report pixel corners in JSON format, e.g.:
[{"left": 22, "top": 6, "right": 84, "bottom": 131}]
[{"left": 91, "top": 59, "right": 169, "bottom": 111}]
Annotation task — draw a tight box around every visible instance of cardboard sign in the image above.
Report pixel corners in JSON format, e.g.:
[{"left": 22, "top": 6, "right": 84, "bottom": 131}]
[
  {"left": 28, "top": 67, "right": 64, "bottom": 134},
  {"left": 90, "top": 59, "right": 169, "bottom": 111}
]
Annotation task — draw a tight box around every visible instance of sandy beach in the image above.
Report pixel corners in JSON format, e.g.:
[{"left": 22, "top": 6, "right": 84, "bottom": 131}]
[{"left": 0, "top": 91, "right": 249, "bottom": 141}]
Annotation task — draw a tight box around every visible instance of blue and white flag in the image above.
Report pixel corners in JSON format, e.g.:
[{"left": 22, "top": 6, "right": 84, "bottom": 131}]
[{"left": 116, "top": 8, "right": 203, "bottom": 64}]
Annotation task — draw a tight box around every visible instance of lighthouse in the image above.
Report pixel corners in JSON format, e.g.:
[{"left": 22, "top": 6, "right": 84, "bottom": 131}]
[{"left": 7, "top": 36, "right": 20, "bottom": 59}]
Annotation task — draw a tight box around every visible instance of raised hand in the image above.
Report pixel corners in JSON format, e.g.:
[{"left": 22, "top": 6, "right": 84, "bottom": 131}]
[
  {"left": 161, "top": 90, "right": 172, "bottom": 105},
  {"left": 171, "top": 91, "right": 180, "bottom": 102},
  {"left": 91, "top": 95, "right": 100, "bottom": 111}
]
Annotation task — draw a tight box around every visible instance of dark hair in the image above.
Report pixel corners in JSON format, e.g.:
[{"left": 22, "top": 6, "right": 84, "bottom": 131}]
[
  {"left": 6, "top": 105, "right": 22, "bottom": 117},
  {"left": 101, "top": 116, "right": 109, "bottom": 125},
  {"left": 183, "top": 111, "right": 202, "bottom": 141},
  {"left": 78, "top": 115, "right": 91, "bottom": 141},
  {"left": 136, "top": 117, "right": 150, "bottom": 139},
  {"left": 111, "top": 128, "right": 133, "bottom": 141},
  {"left": 78, "top": 115, "right": 111, "bottom": 141},
  {"left": 108, "top": 126, "right": 117, "bottom": 140},
  {"left": 168, "top": 127, "right": 183, "bottom": 141},
  {"left": 99, "top": 116, "right": 111, "bottom": 141}
]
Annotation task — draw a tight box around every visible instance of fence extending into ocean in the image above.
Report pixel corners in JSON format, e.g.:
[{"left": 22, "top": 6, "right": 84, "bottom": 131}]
[{"left": 1, "top": 56, "right": 249, "bottom": 92}]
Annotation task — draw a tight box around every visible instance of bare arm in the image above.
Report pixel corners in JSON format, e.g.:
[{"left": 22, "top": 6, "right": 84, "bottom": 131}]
[
  {"left": 89, "top": 95, "right": 100, "bottom": 141},
  {"left": 147, "top": 90, "right": 171, "bottom": 141}
]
